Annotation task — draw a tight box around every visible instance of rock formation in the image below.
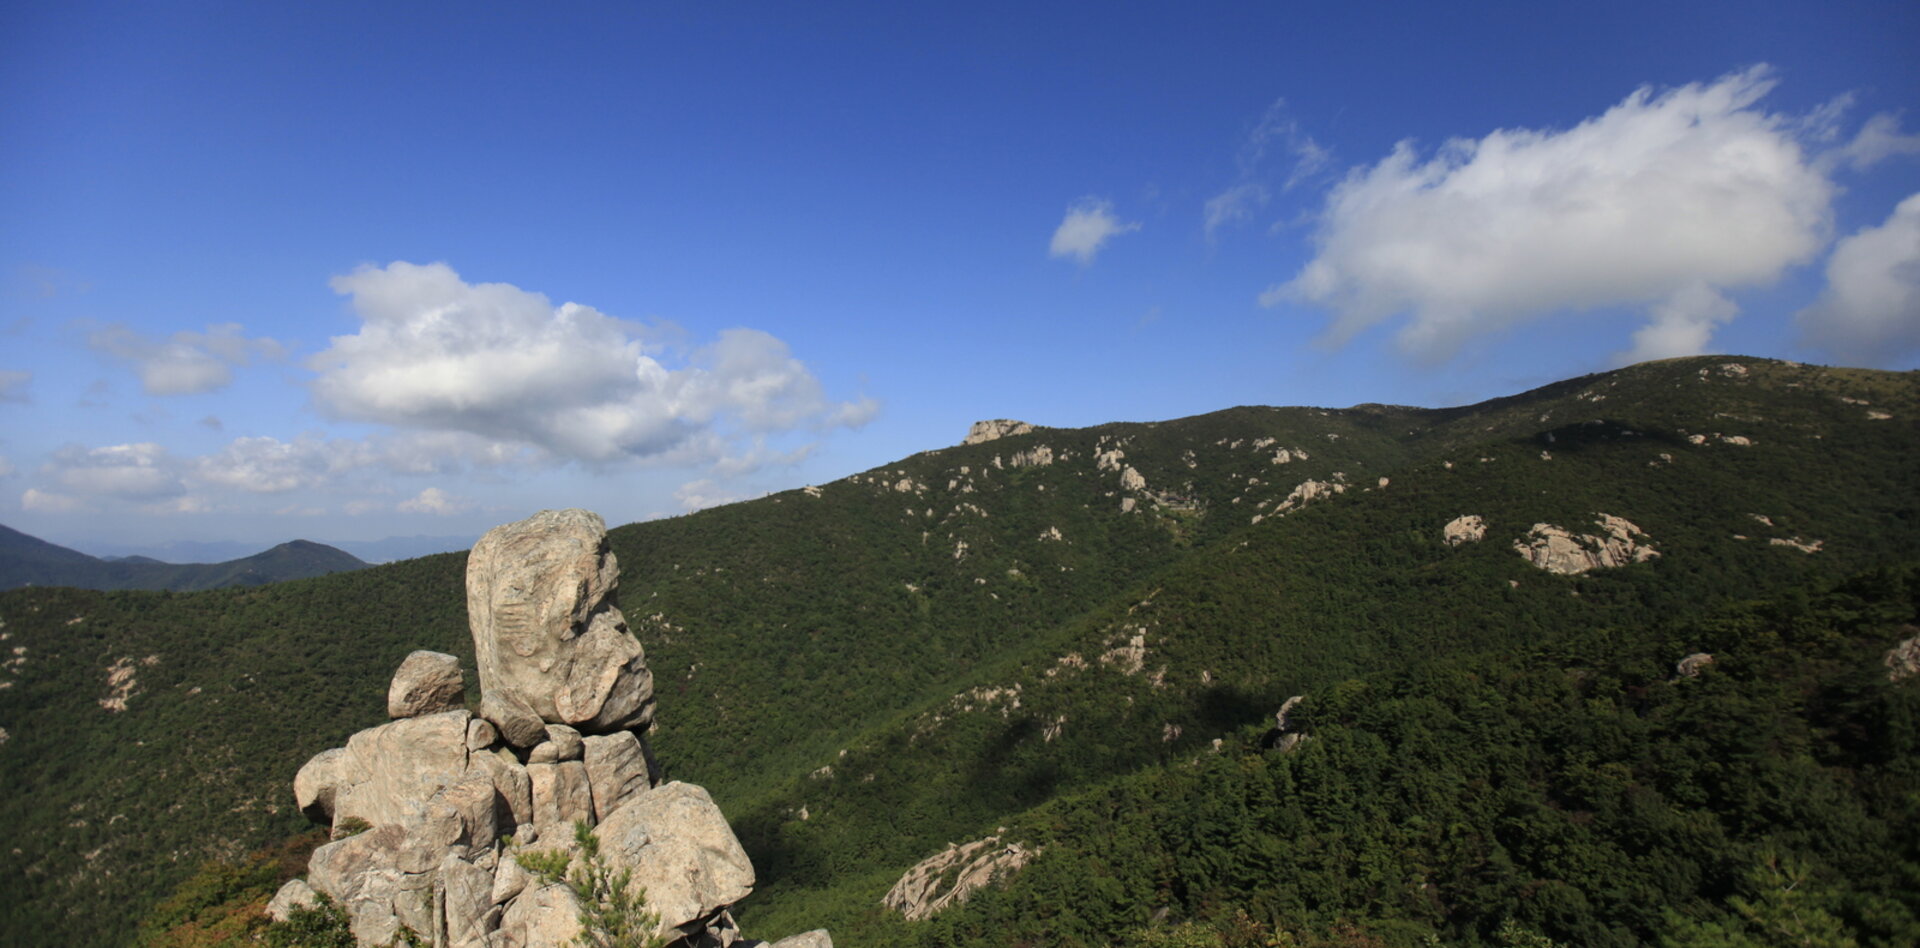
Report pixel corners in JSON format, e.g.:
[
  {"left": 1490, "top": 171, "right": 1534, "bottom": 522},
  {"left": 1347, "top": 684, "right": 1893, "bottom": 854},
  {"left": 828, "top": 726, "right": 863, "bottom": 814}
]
[
  {"left": 882, "top": 835, "right": 1036, "bottom": 921},
  {"left": 963, "top": 419, "right": 1034, "bottom": 445},
  {"left": 1513, "top": 514, "right": 1660, "bottom": 575},
  {"left": 1887, "top": 627, "right": 1920, "bottom": 684},
  {"left": 1442, "top": 515, "right": 1487, "bottom": 547},
  {"left": 276, "top": 509, "right": 829, "bottom": 948},
  {"left": 1675, "top": 653, "right": 1715, "bottom": 678}
]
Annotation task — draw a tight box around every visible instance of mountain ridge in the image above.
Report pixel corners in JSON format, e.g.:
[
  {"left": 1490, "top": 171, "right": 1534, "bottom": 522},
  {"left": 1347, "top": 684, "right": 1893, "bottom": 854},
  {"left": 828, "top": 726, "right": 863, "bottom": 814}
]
[{"left": 0, "top": 525, "right": 369, "bottom": 592}]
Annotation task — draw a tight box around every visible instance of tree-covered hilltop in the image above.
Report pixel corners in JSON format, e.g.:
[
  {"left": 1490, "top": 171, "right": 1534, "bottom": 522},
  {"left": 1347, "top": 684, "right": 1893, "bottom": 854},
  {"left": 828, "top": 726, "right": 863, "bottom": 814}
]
[{"left": 2, "top": 355, "right": 1916, "bottom": 946}]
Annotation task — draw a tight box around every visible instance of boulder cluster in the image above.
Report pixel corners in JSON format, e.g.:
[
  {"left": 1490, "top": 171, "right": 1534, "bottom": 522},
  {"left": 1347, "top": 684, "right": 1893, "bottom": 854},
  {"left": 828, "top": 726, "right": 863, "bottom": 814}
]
[{"left": 273, "top": 509, "right": 828, "bottom": 948}]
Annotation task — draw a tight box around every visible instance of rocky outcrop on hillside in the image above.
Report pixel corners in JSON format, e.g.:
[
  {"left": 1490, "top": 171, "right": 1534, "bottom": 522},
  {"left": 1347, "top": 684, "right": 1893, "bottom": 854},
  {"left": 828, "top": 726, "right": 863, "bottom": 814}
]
[
  {"left": 1513, "top": 514, "right": 1659, "bottom": 575},
  {"left": 963, "top": 419, "right": 1034, "bottom": 445},
  {"left": 882, "top": 835, "right": 1037, "bottom": 921},
  {"left": 275, "top": 509, "right": 828, "bottom": 948}
]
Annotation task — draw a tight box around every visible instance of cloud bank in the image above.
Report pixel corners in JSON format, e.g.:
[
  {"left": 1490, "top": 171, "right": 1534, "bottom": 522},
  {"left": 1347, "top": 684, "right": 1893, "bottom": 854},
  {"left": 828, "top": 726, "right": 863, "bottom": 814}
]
[
  {"left": 1266, "top": 66, "right": 1836, "bottom": 360},
  {"left": 311, "top": 262, "right": 875, "bottom": 464},
  {"left": 1049, "top": 198, "right": 1139, "bottom": 264},
  {"left": 1797, "top": 192, "right": 1920, "bottom": 365}
]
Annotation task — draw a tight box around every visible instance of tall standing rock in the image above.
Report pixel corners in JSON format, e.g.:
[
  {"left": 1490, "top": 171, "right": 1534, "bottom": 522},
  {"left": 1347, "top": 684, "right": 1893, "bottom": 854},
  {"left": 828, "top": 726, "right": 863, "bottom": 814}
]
[{"left": 466, "top": 509, "right": 655, "bottom": 735}]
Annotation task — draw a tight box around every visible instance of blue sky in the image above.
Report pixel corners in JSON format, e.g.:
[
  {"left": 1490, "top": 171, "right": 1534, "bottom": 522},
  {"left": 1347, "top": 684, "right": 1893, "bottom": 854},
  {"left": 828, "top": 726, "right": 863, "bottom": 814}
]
[{"left": 2, "top": 1, "right": 1916, "bottom": 555}]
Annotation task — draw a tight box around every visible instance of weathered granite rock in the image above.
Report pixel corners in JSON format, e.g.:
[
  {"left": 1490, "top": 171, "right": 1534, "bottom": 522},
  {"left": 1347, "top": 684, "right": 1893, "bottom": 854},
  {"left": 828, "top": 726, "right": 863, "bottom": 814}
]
[
  {"left": 430, "top": 766, "right": 503, "bottom": 853},
  {"left": 470, "top": 747, "right": 535, "bottom": 832},
  {"left": 882, "top": 835, "right": 1034, "bottom": 921},
  {"left": 387, "top": 650, "right": 466, "bottom": 719},
  {"left": 294, "top": 747, "right": 346, "bottom": 823},
  {"left": 441, "top": 853, "right": 496, "bottom": 948},
  {"left": 962, "top": 419, "right": 1033, "bottom": 445},
  {"left": 1513, "top": 514, "right": 1659, "bottom": 575},
  {"left": 528, "top": 723, "right": 584, "bottom": 764},
  {"left": 265, "top": 877, "right": 317, "bottom": 922},
  {"left": 308, "top": 822, "right": 443, "bottom": 945},
  {"left": 1676, "top": 653, "right": 1716, "bottom": 678},
  {"left": 528, "top": 760, "right": 594, "bottom": 837},
  {"left": 466, "top": 717, "right": 499, "bottom": 751},
  {"left": 491, "top": 853, "right": 530, "bottom": 907},
  {"left": 583, "top": 730, "right": 652, "bottom": 821},
  {"left": 594, "top": 781, "right": 756, "bottom": 932},
  {"left": 1274, "top": 695, "right": 1304, "bottom": 731},
  {"left": 467, "top": 509, "right": 655, "bottom": 734},
  {"left": 332, "top": 710, "right": 471, "bottom": 831},
  {"left": 1887, "top": 627, "right": 1920, "bottom": 683},
  {"left": 481, "top": 691, "right": 548, "bottom": 748},
  {"left": 1443, "top": 515, "right": 1487, "bottom": 547},
  {"left": 497, "top": 883, "right": 583, "bottom": 948}
]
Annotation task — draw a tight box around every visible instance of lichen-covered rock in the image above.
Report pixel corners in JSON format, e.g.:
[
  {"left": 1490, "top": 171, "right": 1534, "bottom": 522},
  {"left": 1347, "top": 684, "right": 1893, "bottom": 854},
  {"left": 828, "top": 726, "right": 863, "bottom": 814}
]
[
  {"left": 882, "top": 835, "right": 1035, "bottom": 921},
  {"left": 387, "top": 650, "right": 466, "bottom": 719},
  {"left": 1513, "top": 514, "right": 1659, "bottom": 574},
  {"left": 1443, "top": 515, "right": 1487, "bottom": 546},
  {"left": 467, "top": 509, "right": 655, "bottom": 735},
  {"left": 594, "top": 781, "right": 756, "bottom": 932}
]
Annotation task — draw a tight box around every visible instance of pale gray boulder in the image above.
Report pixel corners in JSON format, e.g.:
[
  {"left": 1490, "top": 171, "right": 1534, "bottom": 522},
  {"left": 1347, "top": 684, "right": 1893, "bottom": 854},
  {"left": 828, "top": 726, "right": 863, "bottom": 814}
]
[
  {"left": 582, "top": 731, "right": 652, "bottom": 821},
  {"left": 528, "top": 760, "right": 594, "bottom": 837},
  {"left": 441, "top": 853, "right": 497, "bottom": 948},
  {"left": 307, "top": 822, "right": 442, "bottom": 945},
  {"left": 466, "top": 716, "right": 499, "bottom": 751},
  {"left": 387, "top": 649, "right": 466, "bottom": 719},
  {"left": 497, "top": 883, "right": 583, "bottom": 948},
  {"left": 594, "top": 781, "right": 755, "bottom": 933},
  {"left": 767, "top": 931, "right": 835, "bottom": 948},
  {"left": 528, "top": 723, "right": 584, "bottom": 764},
  {"left": 293, "top": 747, "right": 346, "bottom": 823},
  {"left": 265, "top": 877, "right": 317, "bottom": 922},
  {"left": 481, "top": 690, "right": 548, "bottom": 748},
  {"left": 466, "top": 509, "right": 655, "bottom": 735},
  {"left": 470, "top": 746, "right": 534, "bottom": 832},
  {"left": 332, "top": 709, "right": 471, "bottom": 832}
]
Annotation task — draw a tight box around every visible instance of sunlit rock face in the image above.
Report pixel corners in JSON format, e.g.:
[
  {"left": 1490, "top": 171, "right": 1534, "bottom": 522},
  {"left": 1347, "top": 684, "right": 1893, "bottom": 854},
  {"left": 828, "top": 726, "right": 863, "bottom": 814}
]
[{"left": 465, "top": 509, "right": 655, "bottom": 735}]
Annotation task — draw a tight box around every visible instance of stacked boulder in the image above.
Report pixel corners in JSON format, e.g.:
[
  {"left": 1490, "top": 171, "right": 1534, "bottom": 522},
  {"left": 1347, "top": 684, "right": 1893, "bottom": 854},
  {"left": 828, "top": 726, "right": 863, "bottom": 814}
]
[{"left": 275, "top": 509, "right": 828, "bottom": 948}]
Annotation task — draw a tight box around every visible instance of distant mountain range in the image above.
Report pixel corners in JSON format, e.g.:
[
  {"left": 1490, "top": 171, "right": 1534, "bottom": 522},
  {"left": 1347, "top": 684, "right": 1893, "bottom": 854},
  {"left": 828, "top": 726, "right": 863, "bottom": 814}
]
[
  {"left": 78, "top": 533, "right": 478, "bottom": 565},
  {"left": 0, "top": 524, "right": 369, "bottom": 592}
]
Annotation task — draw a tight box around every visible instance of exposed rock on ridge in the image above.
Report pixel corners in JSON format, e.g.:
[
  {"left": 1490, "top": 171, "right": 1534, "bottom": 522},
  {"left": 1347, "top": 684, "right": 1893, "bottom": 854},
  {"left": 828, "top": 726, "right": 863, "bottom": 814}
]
[
  {"left": 963, "top": 419, "right": 1034, "bottom": 445},
  {"left": 882, "top": 835, "right": 1037, "bottom": 921},
  {"left": 1513, "top": 514, "right": 1660, "bottom": 575}
]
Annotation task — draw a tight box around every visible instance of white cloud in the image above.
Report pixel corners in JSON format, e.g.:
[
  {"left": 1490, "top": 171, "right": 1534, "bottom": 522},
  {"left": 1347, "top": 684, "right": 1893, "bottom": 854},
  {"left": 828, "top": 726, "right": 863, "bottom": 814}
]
[
  {"left": 43, "top": 443, "right": 184, "bottom": 500},
  {"left": 397, "top": 487, "right": 471, "bottom": 515},
  {"left": 311, "top": 262, "right": 873, "bottom": 464},
  {"left": 193, "top": 434, "right": 372, "bottom": 493},
  {"left": 0, "top": 455, "right": 14, "bottom": 477},
  {"left": 673, "top": 478, "right": 744, "bottom": 513},
  {"left": 22, "top": 488, "right": 82, "bottom": 513},
  {"left": 1618, "top": 283, "right": 1739, "bottom": 364},
  {"left": 87, "top": 322, "right": 284, "bottom": 396},
  {"left": 1267, "top": 65, "right": 1835, "bottom": 359},
  {"left": 0, "top": 369, "right": 29, "bottom": 403},
  {"left": 1796, "top": 192, "right": 1920, "bottom": 364},
  {"left": 1204, "top": 99, "right": 1330, "bottom": 240},
  {"left": 1837, "top": 113, "right": 1920, "bottom": 171},
  {"left": 1049, "top": 198, "right": 1139, "bottom": 264}
]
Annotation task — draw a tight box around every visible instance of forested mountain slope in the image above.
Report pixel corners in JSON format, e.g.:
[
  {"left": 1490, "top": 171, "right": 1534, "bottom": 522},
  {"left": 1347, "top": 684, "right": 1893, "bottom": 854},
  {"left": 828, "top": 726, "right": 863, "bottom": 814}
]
[
  {"left": 0, "top": 525, "right": 368, "bottom": 592},
  {"left": 1, "top": 355, "right": 1914, "bottom": 947}
]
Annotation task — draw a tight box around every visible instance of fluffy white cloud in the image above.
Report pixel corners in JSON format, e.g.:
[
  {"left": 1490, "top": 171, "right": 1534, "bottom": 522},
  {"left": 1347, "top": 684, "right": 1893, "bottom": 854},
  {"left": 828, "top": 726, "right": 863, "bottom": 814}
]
[
  {"left": 673, "top": 478, "right": 744, "bottom": 512},
  {"left": 1837, "top": 113, "right": 1920, "bottom": 171},
  {"left": 1619, "top": 283, "right": 1740, "bottom": 364},
  {"left": 42, "top": 443, "right": 185, "bottom": 500},
  {"left": 87, "top": 323, "right": 284, "bottom": 396},
  {"left": 311, "top": 262, "right": 873, "bottom": 463},
  {"left": 0, "top": 369, "right": 29, "bottom": 403},
  {"left": 193, "top": 435, "right": 373, "bottom": 493},
  {"left": 397, "top": 487, "right": 471, "bottom": 515},
  {"left": 1267, "top": 66, "right": 1835, "bottom": 359},
  {"left": 1049, "top": 198, "right": 1139, "bottom": 264},
  {"left": 1796, "top": 193, "right": 1920, "bottom": 364}
]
